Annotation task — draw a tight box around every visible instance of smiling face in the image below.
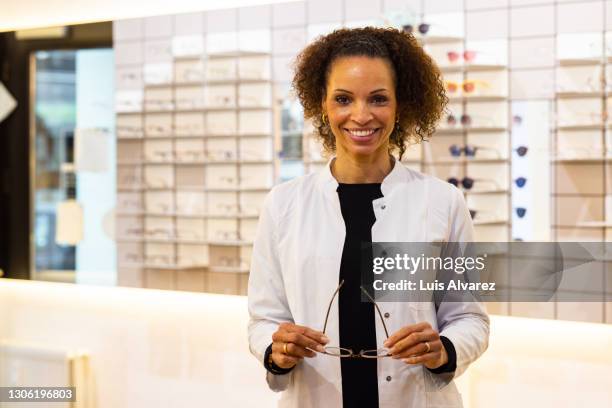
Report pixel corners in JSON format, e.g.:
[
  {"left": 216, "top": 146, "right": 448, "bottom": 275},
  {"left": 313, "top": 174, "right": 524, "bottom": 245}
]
[{"left": 323, "top": 56, "right": 397, "bottom": 161}]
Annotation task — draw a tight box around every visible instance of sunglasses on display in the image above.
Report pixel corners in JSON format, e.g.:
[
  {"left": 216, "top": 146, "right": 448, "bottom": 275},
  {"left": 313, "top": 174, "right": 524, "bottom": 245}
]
[
  {"left": 447, "top": 177, "right": 498, "bottom": 190},
  {"left": 448, "top": 144, "right": 499, "bottom": 157},
  {"left": 402, "top": 23, "right": 430, "bottom": 35},
  {"left": 445, "top": 80, "right": 490, "bottom": 94},
  {"left": 515, "top": 146, "right": 528, "bottom": 157},
  {"left": 445, "top": 114, "right": 497, "bottom": 128},
  {"left": 516, "top": 207, "right": 527, "bottom": 218},
  {"left": 514, "top": 177, "right": 527, "bottom": 188},
  {"left": 446, "top": 50, "right": 479, "bottom": 63}
]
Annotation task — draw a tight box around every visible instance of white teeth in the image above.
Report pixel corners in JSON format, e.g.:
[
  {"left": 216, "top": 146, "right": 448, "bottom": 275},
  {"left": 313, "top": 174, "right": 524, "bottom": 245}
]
[{"left": 348, "top": 129, "right": 376, "bottom": 137}]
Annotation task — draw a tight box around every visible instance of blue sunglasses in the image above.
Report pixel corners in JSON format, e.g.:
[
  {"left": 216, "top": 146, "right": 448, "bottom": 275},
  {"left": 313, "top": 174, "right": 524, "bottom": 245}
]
[
  {"left": 515, "top": 177, "right": 527, "bottom": 188},
  {"left": 515, "top": 207, "right": 527, "bottom": 218}
]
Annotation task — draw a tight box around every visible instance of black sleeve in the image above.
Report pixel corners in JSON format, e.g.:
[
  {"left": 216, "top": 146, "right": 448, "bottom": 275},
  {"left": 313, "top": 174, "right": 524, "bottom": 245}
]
[
  {"left": 263, "top": 343, "right": 295, "bottom": 375},
  {"left": 426, "top": 336, "right": 457, "bottom": 374}
]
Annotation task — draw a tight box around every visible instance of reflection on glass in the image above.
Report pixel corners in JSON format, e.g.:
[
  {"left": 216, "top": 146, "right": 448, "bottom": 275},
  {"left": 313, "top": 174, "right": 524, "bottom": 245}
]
[{"left": 33, "top": 50, "right": 77, "bottom": 272}]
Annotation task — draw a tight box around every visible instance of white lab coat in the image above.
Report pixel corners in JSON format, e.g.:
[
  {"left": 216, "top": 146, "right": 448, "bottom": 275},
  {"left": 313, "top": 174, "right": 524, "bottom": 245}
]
[{"left": 248, "top": 158, "right": 490, "bottom": 408}]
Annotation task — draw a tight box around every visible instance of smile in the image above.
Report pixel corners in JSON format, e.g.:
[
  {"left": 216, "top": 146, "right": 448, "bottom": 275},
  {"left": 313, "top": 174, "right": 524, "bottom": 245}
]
[{"left": 345, "top": 128, "right": 379, "bottom": 137}]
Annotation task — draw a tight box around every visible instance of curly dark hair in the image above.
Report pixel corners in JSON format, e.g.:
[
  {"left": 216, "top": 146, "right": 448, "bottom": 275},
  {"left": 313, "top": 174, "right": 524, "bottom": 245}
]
[{"left": 292, "top": 27, "right": 448, "bottom": 159}]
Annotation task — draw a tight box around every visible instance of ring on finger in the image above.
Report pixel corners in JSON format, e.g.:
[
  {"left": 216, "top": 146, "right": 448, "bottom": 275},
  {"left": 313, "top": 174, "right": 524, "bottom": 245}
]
[
  {"left": 283, "top": 342, "right": 289, "bottom": 355},
  {"left": 424, "top": 342, "right": 431, "bottom": 353}
]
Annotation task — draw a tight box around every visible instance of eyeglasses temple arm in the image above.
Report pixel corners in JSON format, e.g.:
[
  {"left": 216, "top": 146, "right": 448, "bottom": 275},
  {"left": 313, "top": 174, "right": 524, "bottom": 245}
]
[
  {"left": 323, "top": 279, "right": 344, "bottom": 334},
  {"left": 360, "top": 285, "right": 390, "bottom": 339}
]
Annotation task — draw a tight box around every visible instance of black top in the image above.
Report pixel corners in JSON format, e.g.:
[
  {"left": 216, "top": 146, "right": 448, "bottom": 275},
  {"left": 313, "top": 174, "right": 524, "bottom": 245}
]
[
  {"left": 263, "top": 183, "right": 458, "bottom": 406},
  {"left": 336, "top": 183, "right": 383, "bottom": 408}
]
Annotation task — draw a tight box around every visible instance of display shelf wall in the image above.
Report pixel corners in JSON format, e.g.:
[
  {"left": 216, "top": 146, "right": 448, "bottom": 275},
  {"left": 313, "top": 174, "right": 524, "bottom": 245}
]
[
  {"left": 109, "top": 0, "right": 611, "bottom": 325},
  {"left": 114, "top": 11, "right": 277, "bottom": 295}
]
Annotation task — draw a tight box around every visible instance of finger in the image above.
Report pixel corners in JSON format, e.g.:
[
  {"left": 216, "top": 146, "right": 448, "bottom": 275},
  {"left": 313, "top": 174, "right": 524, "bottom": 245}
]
[
  {"left": 272, "top": 342, "right": 316, "bottom": 358},
  {"left": 288, "top": 324, "right": 329, "bottom": 345},
  {"left": 402, "top": 351, "right": 439, "bottom": 365},
  {"left": 272, "top": 352, "right": 301, "bottom": 369},
  {"left": 384, "top": 322, "right": 430, "bottom": 348},
  {"left": 273, "top": 331, "right": 327, "bottom": 353},
  {"left": 390, "top": 329, "right": 437, "bottom": 355},
  {"left": 392, "top": 340, "right": 442, "bottom": 360}
]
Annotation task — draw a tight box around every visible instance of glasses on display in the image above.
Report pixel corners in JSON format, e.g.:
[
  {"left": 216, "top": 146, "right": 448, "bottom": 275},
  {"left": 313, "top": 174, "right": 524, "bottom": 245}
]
[
  {"left": 146, "top": 254, "right": 174, "bottom": 265},
  {"left": 145, "top": 178, "right": 173, "bottom": 189},
  {"left": 514, "top": 177, "right": 527, "bottom": 188},
  {"left": 175, "top": 150, "right": 206, "bottom": 162},
  {"left": 215, "top": 230, "right": 241, "bottom": 241},
  {"left": 124, "top": 227, "right": 145, "bottom": 238},
  {"left": 446, "top": 50, "right": 479, "bottom": 63},
  {"left": 448, "top": 144, "right": 500, "bottom": 158},
  {"left": 146, "top": 150, "right": 175, "bottom": 162},
  {"left": 445, "top": 80, "right": 490, "bottom": 94},
  {"left": 447, "top": 177, "right": 499, "bottom": 190},
  {"left": 174, "top": 97, "right": 206, "bottom": 110},
  {"left": 145, "top": 228, "right": 175, "bottom": 240},
  {"left": 206, "top": 149, "right": 238, "bottom": 161},
  {"left": 116, "top": 98, "right": 144, "bottom": 113},
  {"left": 117, "top": 125, "right": 144, "bottom": 138},
  {"left": 514, "top": 146, "right": 528, "bottom": 157},
  {"left": 445, "top": 114, "right": 498, "bottom": 128},
  {"left": 145, "top": 123, "right": 173, "bottom": 136},
  {"left": 319, "top": 279, "right": 391, "bottom": 358},
  {"left": 145, "top": 98, "right": 174, "bottom": 112},
  {"left": 515, "top": 207, "right": 527, "bottom": 218},
  {"left": 402, "top": 22, "right": 447, "bottom": 35}
]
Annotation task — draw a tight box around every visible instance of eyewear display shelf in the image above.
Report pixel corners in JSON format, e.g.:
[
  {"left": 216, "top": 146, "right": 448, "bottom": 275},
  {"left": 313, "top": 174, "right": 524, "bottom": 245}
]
[
  {"left": 418, "top": 33, "right": 512, "bottom": 242},
  {"left": 115, "top": 50, "right": 277, "bottom": 294},
  {"left": 552, "top": 31, "right": 612, "bottom": 242}
]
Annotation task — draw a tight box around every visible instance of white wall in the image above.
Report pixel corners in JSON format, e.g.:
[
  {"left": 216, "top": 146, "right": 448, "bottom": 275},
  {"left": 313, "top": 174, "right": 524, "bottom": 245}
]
[
  {"left": 1, "top": 279, "right": 612, "bottom": 407},
  {"left": 0, "top": 0, "right": 299, "bottom": 32}
]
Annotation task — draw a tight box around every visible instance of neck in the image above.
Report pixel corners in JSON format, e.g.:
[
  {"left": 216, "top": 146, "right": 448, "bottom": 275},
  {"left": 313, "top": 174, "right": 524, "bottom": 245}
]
[{"left": 331, "top": 150, "right": 394, "bottom": 184}]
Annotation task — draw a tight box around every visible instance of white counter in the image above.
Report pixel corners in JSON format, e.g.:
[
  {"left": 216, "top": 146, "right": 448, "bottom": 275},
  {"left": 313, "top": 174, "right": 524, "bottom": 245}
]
[{"left": 1, "top": 278, "right": 611, "bottom": 407}]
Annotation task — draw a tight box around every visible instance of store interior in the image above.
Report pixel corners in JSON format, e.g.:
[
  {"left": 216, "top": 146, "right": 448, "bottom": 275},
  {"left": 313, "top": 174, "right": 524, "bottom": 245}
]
[{"left": 0, "top": 0, "right": 611, "bottom": 407}]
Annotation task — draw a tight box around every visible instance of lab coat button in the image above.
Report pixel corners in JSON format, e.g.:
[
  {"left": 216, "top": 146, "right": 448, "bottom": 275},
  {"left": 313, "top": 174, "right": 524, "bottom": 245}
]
[
  {"left": 386, "top": 376, "right": 392, "bottom": 382},
  {"left": 384, "top": 312, "right": 390, "bottom": 318},
  {"left": 381, "top": 205, "right": 386, "bottom": 210}
]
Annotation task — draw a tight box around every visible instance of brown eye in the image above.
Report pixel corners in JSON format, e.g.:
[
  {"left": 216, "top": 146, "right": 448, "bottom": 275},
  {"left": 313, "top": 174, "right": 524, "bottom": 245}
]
[
  {"left": 372, "top": 95, "right": 388, "bottom": 105},
  {"left": 335, "top": 95, "right": 350, "bottom": 105}
]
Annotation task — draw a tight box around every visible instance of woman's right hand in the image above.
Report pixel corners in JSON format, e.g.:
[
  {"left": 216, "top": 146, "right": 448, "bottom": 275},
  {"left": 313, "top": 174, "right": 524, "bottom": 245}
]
[{"left": 270, "top": 323, "right": 330, "bottom": 369}]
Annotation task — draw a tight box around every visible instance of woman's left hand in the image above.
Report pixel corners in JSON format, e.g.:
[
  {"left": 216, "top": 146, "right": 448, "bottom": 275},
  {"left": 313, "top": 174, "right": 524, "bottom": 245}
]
[{"left": 383, "top": 322, "right": 448, "bottom": 369}]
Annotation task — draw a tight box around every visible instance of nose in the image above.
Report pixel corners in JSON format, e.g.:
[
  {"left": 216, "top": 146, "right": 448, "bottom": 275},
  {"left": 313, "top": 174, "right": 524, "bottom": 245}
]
[{"left": 351, "top": 101, "right": 374, "bottom": 125}]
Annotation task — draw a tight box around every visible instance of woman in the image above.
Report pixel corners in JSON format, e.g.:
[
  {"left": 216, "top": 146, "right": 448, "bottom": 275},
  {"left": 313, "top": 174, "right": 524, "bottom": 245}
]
[{"left": 248, "top": 27, "right": 489, "bottom": 408}]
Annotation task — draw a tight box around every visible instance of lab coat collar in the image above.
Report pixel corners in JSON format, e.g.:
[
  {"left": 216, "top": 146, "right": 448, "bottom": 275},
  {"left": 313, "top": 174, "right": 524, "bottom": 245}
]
[{"left": 317, "top": 154, "right": 406, "bottom": 197}]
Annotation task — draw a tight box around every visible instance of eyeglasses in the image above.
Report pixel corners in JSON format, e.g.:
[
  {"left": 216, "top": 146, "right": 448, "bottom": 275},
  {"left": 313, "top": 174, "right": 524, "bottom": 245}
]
[
  {"left": 402, "top": 23, "right": 431, "bottom": 35},
  {"left": 447, "top": 50, "right": 479, "bottom": 63},
  {"left": 515, "top": 146, "right": 528, "bottom": 157},
  {"left": 445, "top": 114, "right": 497, "bottom": 128},
  {"left": 447, "top": 177, "right": 499, "bottom": 190},
  {"left": 448, "top": 144, "right": 499, "bottom": 157},
  {"left": 319, "top": 279, "right": 391, "bottom": 359},
  {"left": 445, "top": 80, "right": 490, "bottom": 94},
  {"left": 515, "top": 177, "right": 527, "bottom": 188}
]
